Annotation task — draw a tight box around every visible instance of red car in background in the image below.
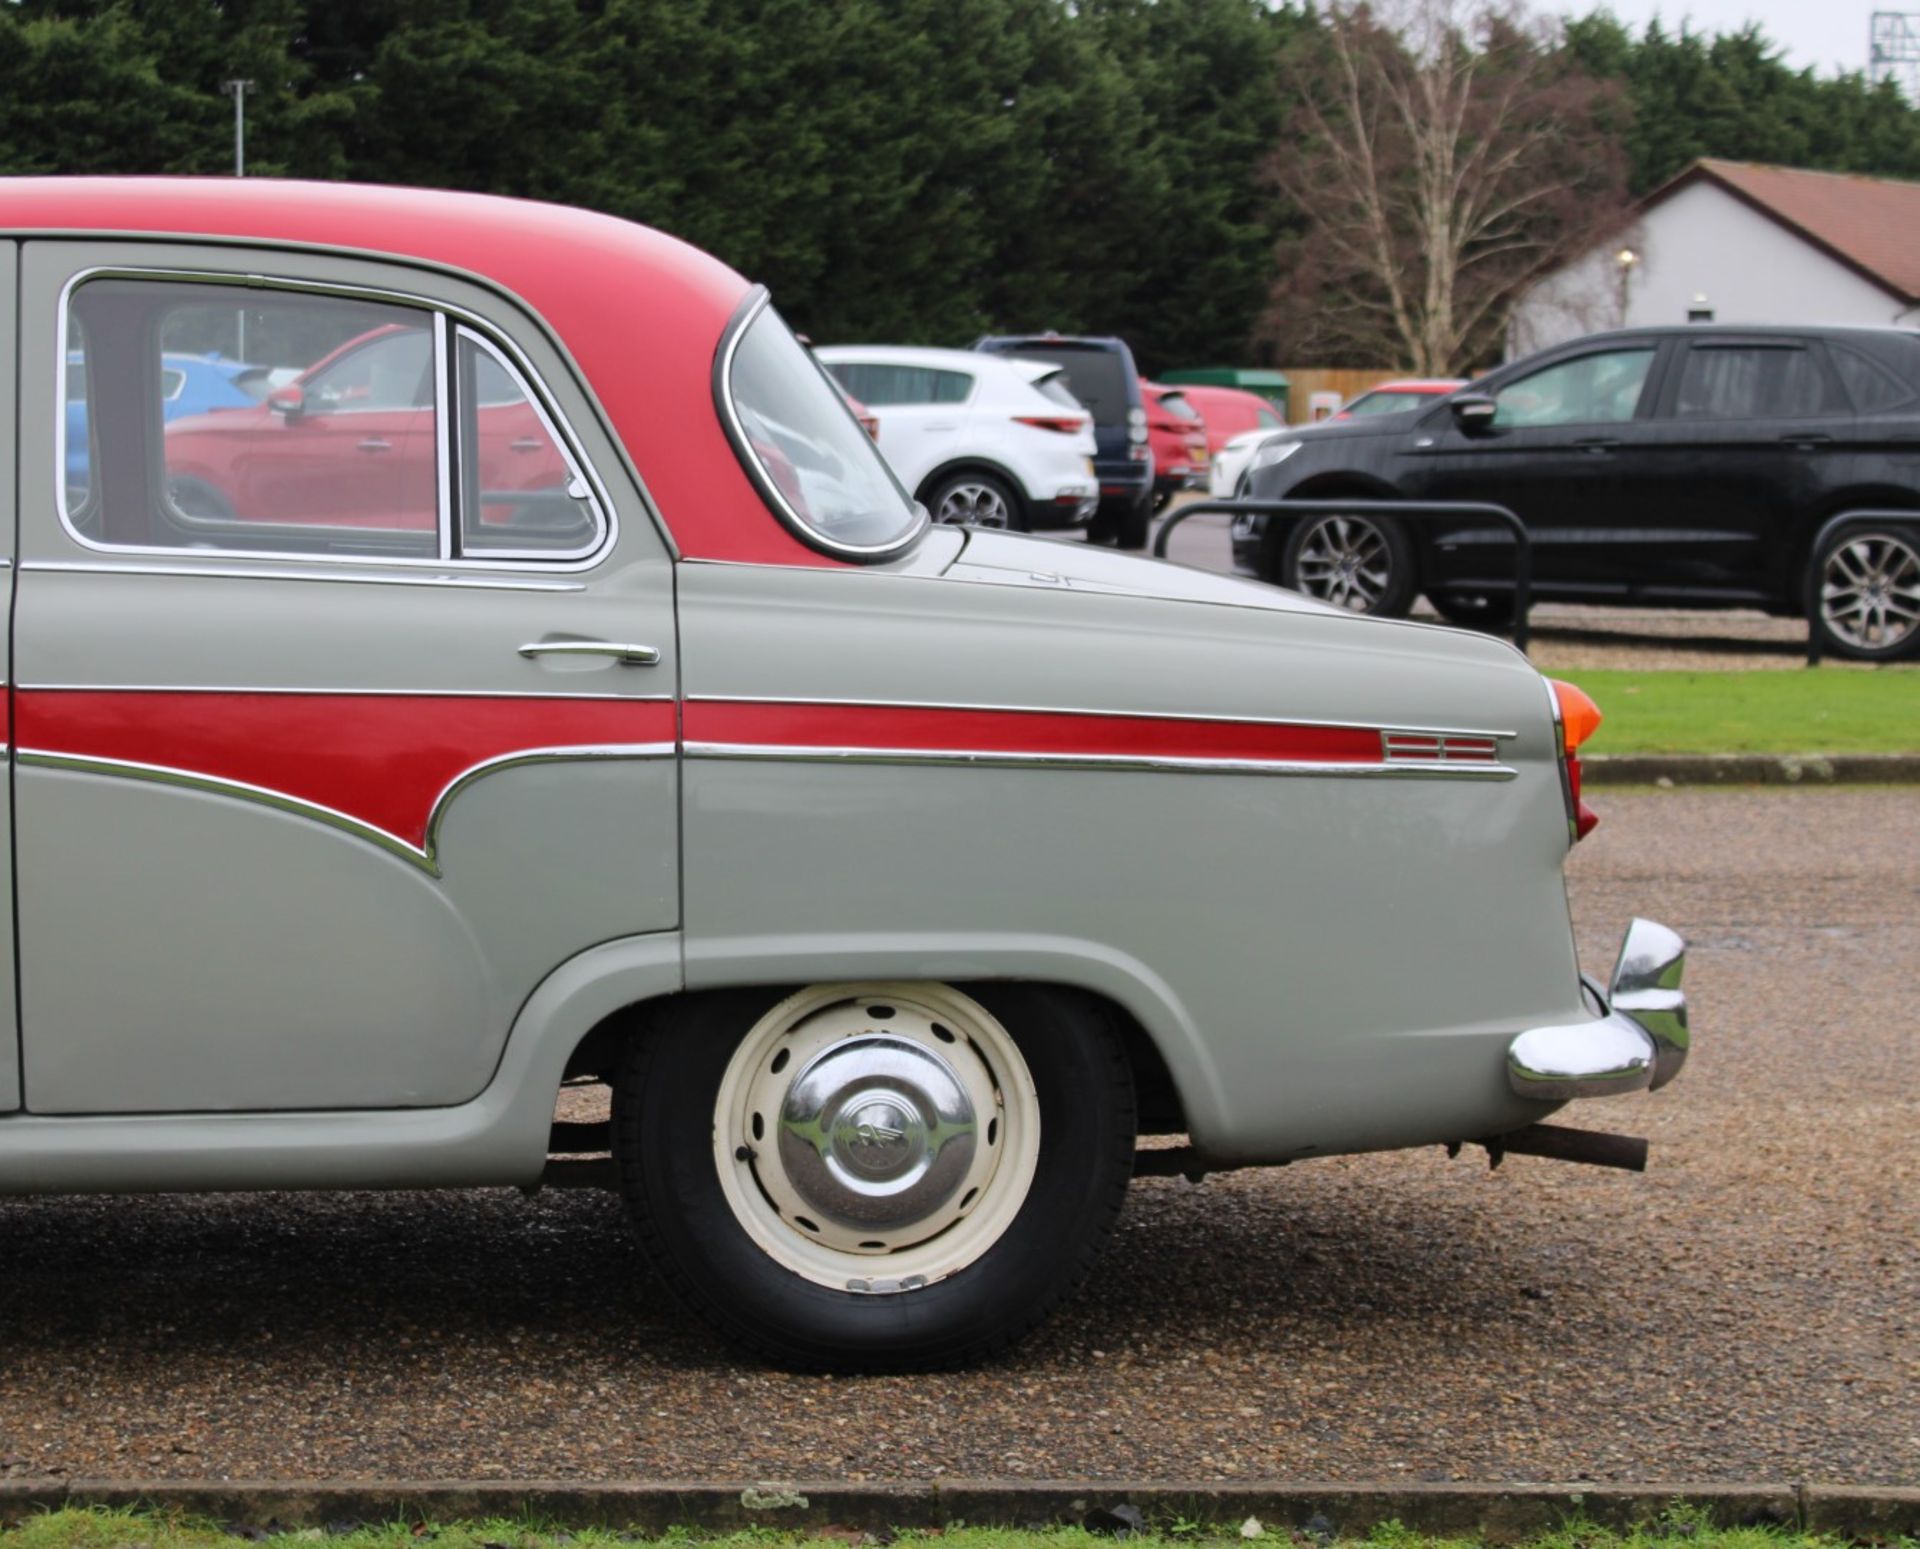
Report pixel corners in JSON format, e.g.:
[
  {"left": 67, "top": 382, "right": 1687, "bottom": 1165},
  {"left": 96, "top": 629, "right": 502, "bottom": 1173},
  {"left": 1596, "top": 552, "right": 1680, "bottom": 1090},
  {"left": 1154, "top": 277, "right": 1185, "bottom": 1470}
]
[
  {"left": 1170, "top": 383, "right": 1287, "bottom": 459},
  {"left": 1140, "top": 381, "right": 1210, "bottom": 512},
  {"left": 162, "top": 321, "right": 581, "bottom": 545}
]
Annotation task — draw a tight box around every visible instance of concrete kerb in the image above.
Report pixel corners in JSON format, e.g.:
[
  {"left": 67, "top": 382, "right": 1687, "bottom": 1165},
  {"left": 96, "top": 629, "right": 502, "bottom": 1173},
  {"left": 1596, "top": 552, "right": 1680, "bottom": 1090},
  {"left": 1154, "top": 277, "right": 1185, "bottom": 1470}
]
[
  {"left": 0, "top": 1479, "right": 1914, "bottom": 1539},
  {"left": 1583, "top": 752, "right": 1920, "bottom": 785}
]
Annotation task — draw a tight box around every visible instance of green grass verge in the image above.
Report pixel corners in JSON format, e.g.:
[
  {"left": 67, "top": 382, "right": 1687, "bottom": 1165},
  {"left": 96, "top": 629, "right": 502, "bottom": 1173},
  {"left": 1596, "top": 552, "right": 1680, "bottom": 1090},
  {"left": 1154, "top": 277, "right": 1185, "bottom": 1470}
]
[
  {"left": 0, "top": 1508, "right": 1901, "bottom": 1549},
  {"left": 1560, "top": 668, "right": 1920, "bottom": 755}
]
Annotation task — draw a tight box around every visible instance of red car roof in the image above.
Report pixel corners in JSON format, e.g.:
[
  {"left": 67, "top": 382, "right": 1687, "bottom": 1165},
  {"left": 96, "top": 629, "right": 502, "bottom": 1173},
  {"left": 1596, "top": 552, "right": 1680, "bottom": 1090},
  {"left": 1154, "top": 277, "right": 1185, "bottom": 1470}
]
[{"left": 0, "top": 177, "right": 832, "bottom": 567}]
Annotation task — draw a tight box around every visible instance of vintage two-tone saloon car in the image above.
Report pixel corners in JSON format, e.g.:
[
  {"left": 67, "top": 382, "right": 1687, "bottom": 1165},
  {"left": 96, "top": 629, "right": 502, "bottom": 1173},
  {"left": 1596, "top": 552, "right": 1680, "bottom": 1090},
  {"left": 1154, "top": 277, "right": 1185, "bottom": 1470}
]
[{"left": 0, "top": 180, "right": 1691, "bottom": 1370}]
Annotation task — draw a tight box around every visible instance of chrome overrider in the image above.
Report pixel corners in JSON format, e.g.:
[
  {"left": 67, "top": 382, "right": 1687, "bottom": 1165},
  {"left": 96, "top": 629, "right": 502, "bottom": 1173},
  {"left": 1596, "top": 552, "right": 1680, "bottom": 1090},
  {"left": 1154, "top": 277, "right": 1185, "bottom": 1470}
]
[{"left": 1507, "top": 918, "right": 1690, "bottom": 1101}]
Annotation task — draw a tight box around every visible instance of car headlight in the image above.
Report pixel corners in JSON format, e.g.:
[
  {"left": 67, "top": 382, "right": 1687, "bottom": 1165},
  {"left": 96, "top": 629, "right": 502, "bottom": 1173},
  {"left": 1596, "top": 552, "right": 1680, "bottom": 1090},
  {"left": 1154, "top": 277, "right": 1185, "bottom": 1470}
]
[{"left": 1247, "top": 438, "right": 1302, "bottom": 476}]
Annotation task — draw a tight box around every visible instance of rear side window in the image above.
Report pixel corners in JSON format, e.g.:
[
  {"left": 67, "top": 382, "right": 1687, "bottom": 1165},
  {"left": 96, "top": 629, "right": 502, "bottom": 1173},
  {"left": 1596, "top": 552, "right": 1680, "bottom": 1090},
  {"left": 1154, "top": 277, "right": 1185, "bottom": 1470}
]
[
  {"left": 827, "top": 361, "right": 972, "bottom": 407},
  {"left": 1033, "top": 372, "right": 1082, "bottom": 411},
  {"left": 1829, "top": 343, "right": 1915, "bottom": 414},
  {"left": 61, "top": 276, "right": 606, "bottom": 564},
  {"left": 1673, "top": 346, "right": 1845, "bottom": 420},
  {"left": 1160, "top": 392, "right": 1201, "bottom": 422},
  {"left": 723, "top": 297, "right": 921, "bottom": 558}
]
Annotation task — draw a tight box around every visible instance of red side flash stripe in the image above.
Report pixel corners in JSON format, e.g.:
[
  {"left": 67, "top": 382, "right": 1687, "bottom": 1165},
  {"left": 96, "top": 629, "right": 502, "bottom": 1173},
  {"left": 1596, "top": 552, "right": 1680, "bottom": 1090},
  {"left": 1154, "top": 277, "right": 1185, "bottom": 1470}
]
[
  {"left": 683, "top": 700, "right": 1383, "bottom": 765},
  {"left": 17, "top": 691, "right": 677, "bottom": 848}
]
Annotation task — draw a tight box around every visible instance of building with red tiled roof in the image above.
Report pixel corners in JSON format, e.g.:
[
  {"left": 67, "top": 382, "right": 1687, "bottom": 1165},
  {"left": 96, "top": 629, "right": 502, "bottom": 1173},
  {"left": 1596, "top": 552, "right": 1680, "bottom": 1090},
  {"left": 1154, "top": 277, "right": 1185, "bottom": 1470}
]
[{"left": 1511, "top": 159, "right": 1920, "bottom": 355}]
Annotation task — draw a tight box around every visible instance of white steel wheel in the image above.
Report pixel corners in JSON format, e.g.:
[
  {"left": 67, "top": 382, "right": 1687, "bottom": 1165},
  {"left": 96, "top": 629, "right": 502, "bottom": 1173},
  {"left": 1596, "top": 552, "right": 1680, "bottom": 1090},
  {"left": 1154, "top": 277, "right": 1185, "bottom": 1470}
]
[{"left": 712, "top": 983, "right": 1040, "bottom": 1293}]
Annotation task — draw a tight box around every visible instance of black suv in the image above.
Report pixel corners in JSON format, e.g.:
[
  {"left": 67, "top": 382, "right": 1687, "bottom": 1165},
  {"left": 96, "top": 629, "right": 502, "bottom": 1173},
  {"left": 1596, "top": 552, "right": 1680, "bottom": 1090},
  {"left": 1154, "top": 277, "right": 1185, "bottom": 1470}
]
[
  {"left": 974, "top": 333, "right": 1154, "bottom": 548},
  {"left": 1233, "top": 325, "right": 1920, "bottom": 660}
]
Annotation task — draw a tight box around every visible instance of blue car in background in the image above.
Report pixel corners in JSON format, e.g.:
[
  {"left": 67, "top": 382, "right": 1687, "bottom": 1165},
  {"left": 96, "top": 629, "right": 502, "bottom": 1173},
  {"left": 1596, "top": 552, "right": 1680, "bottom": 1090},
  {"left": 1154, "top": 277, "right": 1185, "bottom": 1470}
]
[{"left": 65, "top": 351, "right": 269, "bottom": 491}]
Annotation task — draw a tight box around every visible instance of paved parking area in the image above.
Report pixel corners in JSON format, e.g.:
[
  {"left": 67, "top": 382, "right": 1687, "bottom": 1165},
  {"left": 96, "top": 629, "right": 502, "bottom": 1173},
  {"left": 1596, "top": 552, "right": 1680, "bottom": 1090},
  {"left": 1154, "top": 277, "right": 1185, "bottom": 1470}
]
[{"left": 0, "top": 789, "right": 1912, "bottom": 1484}]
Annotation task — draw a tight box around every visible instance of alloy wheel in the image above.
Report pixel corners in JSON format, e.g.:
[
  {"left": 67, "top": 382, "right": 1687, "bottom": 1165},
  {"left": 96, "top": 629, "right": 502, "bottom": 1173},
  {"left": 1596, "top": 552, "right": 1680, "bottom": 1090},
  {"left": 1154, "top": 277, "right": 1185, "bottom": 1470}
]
[
  {"left": 933, "top": 482, "right": 1013, "bottom": 528},
  {"left": 1821, "top": 533, "right": 1920, "bottom": 654},
  {"left": 1293, "top": 514, "right": 1393, "bottom": 612}
]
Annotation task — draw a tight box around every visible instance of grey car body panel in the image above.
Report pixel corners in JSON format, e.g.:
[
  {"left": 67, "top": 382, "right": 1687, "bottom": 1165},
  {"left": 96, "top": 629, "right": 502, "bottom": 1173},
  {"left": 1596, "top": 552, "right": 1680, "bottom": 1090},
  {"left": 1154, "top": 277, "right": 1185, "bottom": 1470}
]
[
  {"left": 11, "top": 240, "right": 678, "bottom": 1115},
  {"left": 676, "top": 551, "right": 1581, "bottom": 1161},
  {"left": 0, "top": 240, "right": 18, "bottom": 1112},
  {"left": 0, "top": 932, "right": 681, "bottom": 1192}
]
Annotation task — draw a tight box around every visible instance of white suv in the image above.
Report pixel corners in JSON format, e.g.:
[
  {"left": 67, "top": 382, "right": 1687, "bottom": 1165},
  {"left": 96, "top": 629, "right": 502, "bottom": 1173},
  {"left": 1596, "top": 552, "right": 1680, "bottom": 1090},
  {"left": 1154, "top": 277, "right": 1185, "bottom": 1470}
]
[{"left": 817, "top": 345, "right": 1098, "bottom": 530}]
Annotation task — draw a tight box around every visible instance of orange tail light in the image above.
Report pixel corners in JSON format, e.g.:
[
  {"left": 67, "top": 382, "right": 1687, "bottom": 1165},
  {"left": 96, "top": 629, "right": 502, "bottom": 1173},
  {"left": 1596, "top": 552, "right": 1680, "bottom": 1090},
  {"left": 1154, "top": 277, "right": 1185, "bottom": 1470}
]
[{"left": 1548, "top": 679, "right": 1602, "bottom": 840}]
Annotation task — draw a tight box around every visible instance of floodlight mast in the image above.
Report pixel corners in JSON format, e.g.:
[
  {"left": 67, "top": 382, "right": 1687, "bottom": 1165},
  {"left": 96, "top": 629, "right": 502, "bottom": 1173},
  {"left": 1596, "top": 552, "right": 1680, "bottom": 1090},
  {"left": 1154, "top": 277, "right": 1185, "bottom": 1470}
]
[{"left": 1871, "top": 13, "right": 1920, "bottom": 102}]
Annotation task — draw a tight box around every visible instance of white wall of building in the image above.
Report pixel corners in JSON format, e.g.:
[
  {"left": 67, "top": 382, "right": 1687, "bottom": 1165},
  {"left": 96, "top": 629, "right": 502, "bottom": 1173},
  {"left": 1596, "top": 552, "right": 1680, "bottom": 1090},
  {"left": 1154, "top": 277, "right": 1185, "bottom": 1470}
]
[{"left": 1510, "top": 180, "right": 1920, "bottom": 357}]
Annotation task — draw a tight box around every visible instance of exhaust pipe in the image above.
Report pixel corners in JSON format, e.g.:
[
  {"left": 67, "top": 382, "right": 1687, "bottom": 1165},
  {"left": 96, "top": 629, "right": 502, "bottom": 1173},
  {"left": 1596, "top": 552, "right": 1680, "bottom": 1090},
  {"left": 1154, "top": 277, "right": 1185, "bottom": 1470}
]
[{"left": 1465, "top": 1122, "right": 1649, "bottom": 1173}]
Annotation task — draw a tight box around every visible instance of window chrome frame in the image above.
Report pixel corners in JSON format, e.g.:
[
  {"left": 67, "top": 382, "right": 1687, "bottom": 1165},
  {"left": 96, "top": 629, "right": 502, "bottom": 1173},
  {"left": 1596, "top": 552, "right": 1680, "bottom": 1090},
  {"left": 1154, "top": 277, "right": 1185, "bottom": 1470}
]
[
  {"left": 53, "top": 265, "right": 617, "bottom": 573},
  {"left": 712, "top": 286, "right": 927, "bottom": 564}
]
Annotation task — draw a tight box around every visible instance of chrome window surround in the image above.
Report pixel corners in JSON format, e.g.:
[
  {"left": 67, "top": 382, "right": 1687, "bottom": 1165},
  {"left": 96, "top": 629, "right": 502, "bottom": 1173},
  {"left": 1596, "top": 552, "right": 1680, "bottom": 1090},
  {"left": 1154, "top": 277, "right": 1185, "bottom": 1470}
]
[
  {"left": 20, "top": 557, "right": 585, "bottom": 592},
  {"left": 711, "top": 286, "right": 928, "bottom": 564},
  {"left": 53, "top": 265, "right": 617, "bottom": 573},
  {"left": 452, "top": 324, "right": 606, "bottom": 562}
]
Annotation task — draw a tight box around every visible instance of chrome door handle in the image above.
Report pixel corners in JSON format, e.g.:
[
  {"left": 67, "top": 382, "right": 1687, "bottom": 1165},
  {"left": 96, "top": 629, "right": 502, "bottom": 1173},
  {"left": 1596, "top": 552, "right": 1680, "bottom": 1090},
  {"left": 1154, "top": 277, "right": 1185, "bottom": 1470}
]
[
  {"left": 518, "top": 640, "right": 661, "bottom": 666},
  {"left": 510, "top": 437, "right": 545, "bottom": 452},
  {"left": 357, "top": 438, "right": 393, "bottom": 452}
]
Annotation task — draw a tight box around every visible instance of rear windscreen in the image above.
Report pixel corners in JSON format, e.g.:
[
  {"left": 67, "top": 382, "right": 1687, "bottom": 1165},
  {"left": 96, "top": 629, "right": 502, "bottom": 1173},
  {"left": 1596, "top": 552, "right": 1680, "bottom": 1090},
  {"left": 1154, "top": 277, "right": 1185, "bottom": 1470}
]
[{"left": 998, "top": 346, "right": 1129, "bottom": 425}]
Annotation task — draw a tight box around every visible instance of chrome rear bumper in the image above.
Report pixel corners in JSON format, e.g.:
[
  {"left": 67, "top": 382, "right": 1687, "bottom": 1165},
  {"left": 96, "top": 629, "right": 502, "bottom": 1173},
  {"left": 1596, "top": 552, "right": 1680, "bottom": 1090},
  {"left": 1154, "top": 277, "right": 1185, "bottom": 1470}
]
[{"left": 1508, "top": 918, "right": 1690, "bottom": 1101}]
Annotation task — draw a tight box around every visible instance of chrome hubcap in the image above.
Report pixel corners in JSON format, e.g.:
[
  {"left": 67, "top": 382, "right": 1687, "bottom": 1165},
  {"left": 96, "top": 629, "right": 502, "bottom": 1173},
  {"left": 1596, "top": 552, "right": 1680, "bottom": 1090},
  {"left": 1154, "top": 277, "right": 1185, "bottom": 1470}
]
[
  {"left": 777, "top": 1035, "right": 977, "bottom": 1232},
  {"left": 714, "top": 984, "right": 1041, "bottom": 1292},
  {"left": 1294, "top": 515, "right": 1391, "bottom": 612},
  {"left": 1822, "top": 534, "right": 1920, "bottom": 651},
  {"left": 934, "top": 482, "right": 1012, "bottom": 528}
]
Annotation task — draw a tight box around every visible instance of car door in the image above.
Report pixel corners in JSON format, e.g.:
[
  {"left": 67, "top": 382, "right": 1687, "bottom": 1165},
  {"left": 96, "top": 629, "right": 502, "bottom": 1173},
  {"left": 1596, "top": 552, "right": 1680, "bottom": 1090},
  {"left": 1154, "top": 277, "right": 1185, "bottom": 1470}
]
[
  {"left": 0, "top": 239, "right": 18, "bottom": 1112},
  {"left": 1408, "top": 341, "right": 1666, "bottom": 592},
  {"left": 13, "top": 242, "right": 679, "bottom": 1115},
  {"left": 1621, "top": 336, "right": 1851, "bottom": 599}
]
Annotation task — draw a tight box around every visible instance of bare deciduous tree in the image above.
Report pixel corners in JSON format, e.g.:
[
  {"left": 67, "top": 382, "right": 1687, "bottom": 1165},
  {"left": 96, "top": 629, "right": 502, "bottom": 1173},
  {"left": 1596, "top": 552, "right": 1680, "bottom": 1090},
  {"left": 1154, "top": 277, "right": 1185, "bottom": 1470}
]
[{"left": 1260, "top": 0, "right": 1631, "bottom": 373}]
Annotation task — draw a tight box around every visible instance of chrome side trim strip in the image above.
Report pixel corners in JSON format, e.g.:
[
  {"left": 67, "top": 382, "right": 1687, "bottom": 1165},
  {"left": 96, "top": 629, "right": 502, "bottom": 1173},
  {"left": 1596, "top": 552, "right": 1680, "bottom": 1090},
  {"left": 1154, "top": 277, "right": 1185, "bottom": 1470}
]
[
  {"left": 688, "top": 693, "right": 1516, "bottom": 741},
  {"left": 684, "top": 742, "right": 1516, "bottom": 780},
  {"left": 17, "top": 684, "right": 672, "bottom": 700},
  {"left": 51, "top": 263, "right": 617, "bottom": 573},
  {"left": 21, "top": 743, "right": 675, "bottom": 876},
  {"left": 20, "top": 559, "right": 587, "bottom": 592}
]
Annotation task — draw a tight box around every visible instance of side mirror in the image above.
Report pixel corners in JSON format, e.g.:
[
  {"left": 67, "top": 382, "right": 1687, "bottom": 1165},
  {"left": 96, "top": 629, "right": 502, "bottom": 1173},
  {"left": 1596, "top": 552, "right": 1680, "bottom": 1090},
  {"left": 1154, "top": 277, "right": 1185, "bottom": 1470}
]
[
  {"left": 267, "top": 385, "right": 306, "bottom": 421},
  {"left": 1449, "top": 393, "right": 1497, "bottom": 435}
]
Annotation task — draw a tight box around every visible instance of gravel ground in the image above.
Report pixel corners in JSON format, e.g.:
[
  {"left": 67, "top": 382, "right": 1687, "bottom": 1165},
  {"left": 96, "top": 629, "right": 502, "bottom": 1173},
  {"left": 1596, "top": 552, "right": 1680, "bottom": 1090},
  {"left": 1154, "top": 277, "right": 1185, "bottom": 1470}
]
[
  {"left": 1148, "top": 507, "right": 1826, "bottom": 671},
  {"left": 1, "top": 789, "right": 1914, "bottom": 1484}
]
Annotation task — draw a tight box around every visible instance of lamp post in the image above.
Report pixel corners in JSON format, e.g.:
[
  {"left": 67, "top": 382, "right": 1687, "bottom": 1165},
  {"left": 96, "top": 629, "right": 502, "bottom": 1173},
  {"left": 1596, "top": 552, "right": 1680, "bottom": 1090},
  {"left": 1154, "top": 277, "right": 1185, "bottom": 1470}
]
[
  {"left": 223, "top": 79, "right": 254, "bottom": 177},
  {"left": 1615, "top": 247, "right": 1639, "bottom": 325}
]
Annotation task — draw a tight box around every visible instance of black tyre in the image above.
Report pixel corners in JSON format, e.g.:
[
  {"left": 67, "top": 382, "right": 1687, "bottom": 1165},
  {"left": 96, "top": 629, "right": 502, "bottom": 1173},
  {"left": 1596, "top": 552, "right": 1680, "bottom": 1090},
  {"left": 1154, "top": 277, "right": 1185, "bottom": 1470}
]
[
  {"left": 613, "top": 981, "right": 1136, "bottom": 1372},
  {"left": 1280, "top": 509, "right": 1417, "bottom": 616},
  {"left": 1115, "top": 493, "right": 1153, "bottom": 551},
  {"left": 924, "top": 471, "right": 1026, "bottom": 531},
  {"left": 1809, "top": 527, "right": 1920, "bottom": 661},
  {"left": 1425, "top": 590, "right": 1516, "bottom": 633}
]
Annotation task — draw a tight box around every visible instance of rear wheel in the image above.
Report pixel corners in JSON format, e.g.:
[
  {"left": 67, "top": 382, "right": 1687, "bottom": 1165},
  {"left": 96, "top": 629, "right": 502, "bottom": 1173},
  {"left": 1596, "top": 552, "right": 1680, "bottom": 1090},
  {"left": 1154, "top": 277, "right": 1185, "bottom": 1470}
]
[
  {"left": 1810, "top": 527, "right": 1920, "bottom": 661},
  {"left": 1281, "top": 510, "right": 1417, "bottom": 616},
  {"left": 613, "top": 982, "right": 1135, "bottom": 1371},
  {"left": 925, "top": 471, "right": 1024, "bottom": 531}
]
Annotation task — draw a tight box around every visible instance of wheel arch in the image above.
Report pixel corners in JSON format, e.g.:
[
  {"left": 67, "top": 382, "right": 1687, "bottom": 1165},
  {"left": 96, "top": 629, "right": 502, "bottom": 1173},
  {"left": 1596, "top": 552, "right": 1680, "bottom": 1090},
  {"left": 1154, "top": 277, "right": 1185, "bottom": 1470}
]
[
  {"left": 1790, "top": 485, "right": 1920, "bottom": 614},
  {"left": 535, "top": 936, "right": 1218, "bottom": 1155},
  {"left": 914, "top": 458, "right": 1033, "bottom": 521},
  {"left": 1251, "top": 472, "right": 1412, "bottom": 584}
]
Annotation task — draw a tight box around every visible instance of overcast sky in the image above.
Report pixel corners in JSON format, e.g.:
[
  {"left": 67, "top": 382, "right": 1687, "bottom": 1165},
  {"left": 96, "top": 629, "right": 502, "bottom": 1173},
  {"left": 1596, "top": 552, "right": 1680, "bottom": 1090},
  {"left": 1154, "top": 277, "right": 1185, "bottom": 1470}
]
[{"left": 1564, "top": 0, "right": 1882, "bottom": 77}]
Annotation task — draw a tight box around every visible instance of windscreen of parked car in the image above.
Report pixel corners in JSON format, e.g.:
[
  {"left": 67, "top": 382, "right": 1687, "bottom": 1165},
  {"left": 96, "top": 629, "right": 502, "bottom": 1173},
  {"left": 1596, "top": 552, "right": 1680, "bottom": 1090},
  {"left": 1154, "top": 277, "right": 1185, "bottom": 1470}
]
[
  {"left": 726, "top": 303, "right": 922, "bottom": 557},
  {"left": 1343, "top": 389, "right": 1437, "bottom": 417},
  {"left": 1002, "top": 345, "right": 1129, "bottom": 426}
]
